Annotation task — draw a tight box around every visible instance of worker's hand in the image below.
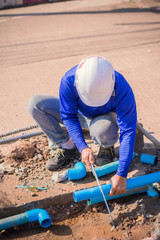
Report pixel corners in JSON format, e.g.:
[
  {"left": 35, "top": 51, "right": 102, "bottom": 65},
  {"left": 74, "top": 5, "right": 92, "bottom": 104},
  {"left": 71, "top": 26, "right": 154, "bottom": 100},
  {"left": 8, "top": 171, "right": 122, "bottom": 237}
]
[
  {"left": 81, "top": 147, "right": 94, "bottom": 169},
  {"left": 109, "top": 174, "right": 127, "bottom": 196}
]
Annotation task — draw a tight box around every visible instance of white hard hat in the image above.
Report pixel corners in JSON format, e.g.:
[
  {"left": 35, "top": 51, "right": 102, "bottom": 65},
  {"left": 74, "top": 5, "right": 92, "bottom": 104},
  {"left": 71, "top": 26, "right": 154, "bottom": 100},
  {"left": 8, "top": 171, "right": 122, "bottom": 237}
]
[{"left": 75, "top": 56, "right": 115, "bottom": 107}]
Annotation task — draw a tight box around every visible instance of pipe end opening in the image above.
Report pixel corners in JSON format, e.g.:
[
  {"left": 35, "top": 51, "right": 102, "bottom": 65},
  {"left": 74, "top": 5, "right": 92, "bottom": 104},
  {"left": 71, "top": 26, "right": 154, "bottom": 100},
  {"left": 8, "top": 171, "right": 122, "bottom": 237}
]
[
  {"left": 154, "top": 157, "right": 158, "bottom": 165},
  {"left": 73, "top": 192, "right": 78, "bottom": 202},
  {"left": 41, "top": 218, "right": 52, "bottom": 228}
]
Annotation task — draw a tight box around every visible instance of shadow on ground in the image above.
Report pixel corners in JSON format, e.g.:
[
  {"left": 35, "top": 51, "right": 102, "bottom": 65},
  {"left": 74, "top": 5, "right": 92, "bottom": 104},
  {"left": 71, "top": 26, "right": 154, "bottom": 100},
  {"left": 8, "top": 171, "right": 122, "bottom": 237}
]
[{"left": 0, "top": 6, "right": 160, "bottom": 17}]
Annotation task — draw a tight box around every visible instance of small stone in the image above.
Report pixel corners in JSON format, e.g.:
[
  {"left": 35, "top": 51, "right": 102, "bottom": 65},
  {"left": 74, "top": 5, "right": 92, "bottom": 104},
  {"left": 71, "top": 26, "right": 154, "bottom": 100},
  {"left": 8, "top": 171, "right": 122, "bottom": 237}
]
[
  {"left": 36, "top": 149, "right": 41, "bottom": 154},
  {"left": 0, "top": 162, "right": 15, "bottom": 173},
  {"left": 33, "top": 156, "right": 39, "bottom": 161},
  {"left": 111, "top": 225, "right": 116, "bottom": 231},
  {"left": 92, "top": 207, "right": 98, "bottom": 213},
  {"left": 0, "top": 159, "right": 4, "bottom": 164},
  {"left": 31, "top": 193, "right": 38, "bottom": 197},
  {"left": 19, "top": 176, "right": 24, "bottom": 180}
]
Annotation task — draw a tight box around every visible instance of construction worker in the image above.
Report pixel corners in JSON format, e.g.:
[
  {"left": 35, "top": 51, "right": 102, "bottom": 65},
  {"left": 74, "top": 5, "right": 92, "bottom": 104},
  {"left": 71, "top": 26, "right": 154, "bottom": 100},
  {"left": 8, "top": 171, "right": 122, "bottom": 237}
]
[{"left": 27, "top": 56, "right": 137, "bottom": 196}]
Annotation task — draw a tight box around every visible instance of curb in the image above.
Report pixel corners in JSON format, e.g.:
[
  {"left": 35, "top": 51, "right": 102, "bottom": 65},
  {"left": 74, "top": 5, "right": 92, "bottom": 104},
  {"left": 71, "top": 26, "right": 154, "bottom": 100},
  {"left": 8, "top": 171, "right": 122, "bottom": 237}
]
[{"left": 0, "top": 0, "right": 67, "bottom": 10}]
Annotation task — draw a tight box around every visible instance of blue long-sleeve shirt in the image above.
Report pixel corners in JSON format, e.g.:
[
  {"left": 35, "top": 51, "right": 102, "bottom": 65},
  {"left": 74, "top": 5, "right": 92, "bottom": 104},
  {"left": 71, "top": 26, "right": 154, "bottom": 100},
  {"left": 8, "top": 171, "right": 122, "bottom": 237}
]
[{"left": 59, "top": 65, "right": 137, "bottom": 178}]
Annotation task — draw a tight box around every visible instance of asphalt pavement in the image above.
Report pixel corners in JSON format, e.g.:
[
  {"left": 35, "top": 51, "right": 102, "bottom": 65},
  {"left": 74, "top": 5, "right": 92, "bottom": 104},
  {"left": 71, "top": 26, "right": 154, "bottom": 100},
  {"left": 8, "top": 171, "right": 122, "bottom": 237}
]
[{"left": 0, "top": 0, "right": 160, "bottom": 143}]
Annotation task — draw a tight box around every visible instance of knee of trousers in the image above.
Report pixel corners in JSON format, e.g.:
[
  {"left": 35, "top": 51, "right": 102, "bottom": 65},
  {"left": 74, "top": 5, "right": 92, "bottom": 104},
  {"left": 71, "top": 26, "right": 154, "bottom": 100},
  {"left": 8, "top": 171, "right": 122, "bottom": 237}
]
[
  {"left": 27, "top": 95, "right": 43, "bottom": 117},
  {"left": 89, "top": 119, "right": 119, "bottom": 146}
]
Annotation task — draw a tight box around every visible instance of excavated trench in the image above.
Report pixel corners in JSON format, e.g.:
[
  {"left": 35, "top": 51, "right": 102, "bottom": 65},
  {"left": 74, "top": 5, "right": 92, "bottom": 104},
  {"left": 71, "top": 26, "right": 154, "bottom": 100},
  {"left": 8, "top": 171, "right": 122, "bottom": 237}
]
[{"left": 1, "top": 194, "right": 160, "bottom": 240}]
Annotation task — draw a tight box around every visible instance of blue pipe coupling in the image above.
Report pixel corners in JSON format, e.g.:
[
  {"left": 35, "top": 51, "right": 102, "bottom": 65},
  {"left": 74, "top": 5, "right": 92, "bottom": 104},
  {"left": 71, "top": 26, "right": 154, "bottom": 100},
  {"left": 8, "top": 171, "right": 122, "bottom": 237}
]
[
  {"left": 68, "top": 162, "right": 87, "bottom": 180},
  {"left": 140, "top": 153, "right": 158, "bottom": 165},
  {"left": 0, "top": 209, "right": 52, "bottom": 231}
]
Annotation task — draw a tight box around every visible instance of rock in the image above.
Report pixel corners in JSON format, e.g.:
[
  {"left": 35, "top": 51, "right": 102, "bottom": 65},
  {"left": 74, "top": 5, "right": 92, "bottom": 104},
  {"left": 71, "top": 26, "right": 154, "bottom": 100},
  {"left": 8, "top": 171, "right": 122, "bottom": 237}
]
[
  {"left": 92, "top": 207, "right": 98, "bottom": 213},
  {"left": 0, "top": 191, "right": 14, "bottom": 210},
  {"left": 52, "top": 170, "right": 68, "bottom": 183},
  {"left": 0, "top": 159, "right": 4, "bottom": 164},
  {"left": 0, "top": 162, "right": 15, "bottom": 173},
  {"left": 31, "top": 193, "right": 38, "bottom": 197},
  {"left": 36, "top": 149, "right": 41, "bottom": 154},
  {"left": 0, "top": 169, "right": 4, "bottom": 181},
  {"left": 37, "top": 154, "right": 43, "bottom": 160},
  {"left": 6, "top": 140, "right": 36, "bottom": 161},
  {"left": 33, "top": 155, "right": 39, "bottom": 161}
]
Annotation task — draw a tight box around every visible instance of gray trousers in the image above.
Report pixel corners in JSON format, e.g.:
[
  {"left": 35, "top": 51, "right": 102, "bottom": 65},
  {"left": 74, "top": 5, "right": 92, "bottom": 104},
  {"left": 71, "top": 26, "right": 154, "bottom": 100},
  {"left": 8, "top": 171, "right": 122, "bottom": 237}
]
[{"left": 27, "top": 95, "right": 119, "bottom": 150}]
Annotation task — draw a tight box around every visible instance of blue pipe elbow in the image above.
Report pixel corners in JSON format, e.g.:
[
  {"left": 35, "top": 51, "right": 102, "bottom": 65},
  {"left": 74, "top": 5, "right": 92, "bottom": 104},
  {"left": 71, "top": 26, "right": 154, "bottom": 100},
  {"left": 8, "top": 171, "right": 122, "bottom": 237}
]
[
  {"left": 26, "top": 209, "right": 52, "bottom": 228},
  {"left": 0, "top": 209, "right": 52, "bottom": 231},
  {"left": 68, "top": 162, "right": 87, "bottom": 180}
]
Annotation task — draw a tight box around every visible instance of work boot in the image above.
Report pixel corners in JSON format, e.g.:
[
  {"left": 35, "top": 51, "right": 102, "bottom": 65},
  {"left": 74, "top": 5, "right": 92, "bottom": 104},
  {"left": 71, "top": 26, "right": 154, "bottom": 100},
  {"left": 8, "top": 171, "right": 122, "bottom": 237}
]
[
  {"left": 95, "top": 146, "right": 115, "bottom": 166},
  {"left": 45, "top": 147, "right": 80, "bottom": 171}
]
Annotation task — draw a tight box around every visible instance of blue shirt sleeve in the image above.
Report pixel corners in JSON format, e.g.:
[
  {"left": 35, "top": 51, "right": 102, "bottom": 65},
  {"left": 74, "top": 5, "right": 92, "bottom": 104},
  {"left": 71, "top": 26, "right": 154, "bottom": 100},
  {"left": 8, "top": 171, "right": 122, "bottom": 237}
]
[
  {"left": 59, "top": 75, "right": 88, "bottom": 153},
  {"left": 115, "top": 82, "right": 137, "bottom": 178}
]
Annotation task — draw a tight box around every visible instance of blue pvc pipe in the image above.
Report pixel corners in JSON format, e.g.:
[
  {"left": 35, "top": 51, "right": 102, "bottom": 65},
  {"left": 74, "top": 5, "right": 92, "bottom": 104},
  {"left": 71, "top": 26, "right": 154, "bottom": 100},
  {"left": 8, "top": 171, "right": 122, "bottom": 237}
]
[
  {"left": 0, "top": 209, "right": 52, "bottom": 231},
  {"left": 95, "top": 161, "right": 119, "bottom": 178},
  {"left": 73, "top": 171, "right": 160, "bottom": 202},
  {"left": 140, "top": 153, "right": 158, "bottom": 166},
  {"left": 94, "top": 151, "right": 135, "bottom": 178},
  {"left": 68, "top": 162, "right": 87, "bottom": 180},
  {"left": 87, "top": 185, "right": 159, "bottom": 205}
]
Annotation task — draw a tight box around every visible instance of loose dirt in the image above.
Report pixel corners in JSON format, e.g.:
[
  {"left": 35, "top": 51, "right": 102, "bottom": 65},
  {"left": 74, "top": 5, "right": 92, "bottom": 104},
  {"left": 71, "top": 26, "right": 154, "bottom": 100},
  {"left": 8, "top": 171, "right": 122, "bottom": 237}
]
[{"left": 0, "top": 132, "right": 160, "bottom": 240}]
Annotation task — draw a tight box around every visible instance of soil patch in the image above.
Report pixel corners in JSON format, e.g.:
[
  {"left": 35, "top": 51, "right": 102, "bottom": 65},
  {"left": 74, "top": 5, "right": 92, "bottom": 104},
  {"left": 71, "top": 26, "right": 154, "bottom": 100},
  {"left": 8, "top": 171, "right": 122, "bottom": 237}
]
[{"left": 0, "top": 132, "right": 160, "bottom": 239}]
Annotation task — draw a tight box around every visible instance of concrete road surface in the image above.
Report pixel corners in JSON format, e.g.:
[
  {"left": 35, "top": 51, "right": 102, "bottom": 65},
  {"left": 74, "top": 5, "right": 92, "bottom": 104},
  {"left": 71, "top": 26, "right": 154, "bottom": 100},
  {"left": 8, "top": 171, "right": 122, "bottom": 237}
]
[{"left": 0, "top": 0, "right": 160, "bottom": 143}]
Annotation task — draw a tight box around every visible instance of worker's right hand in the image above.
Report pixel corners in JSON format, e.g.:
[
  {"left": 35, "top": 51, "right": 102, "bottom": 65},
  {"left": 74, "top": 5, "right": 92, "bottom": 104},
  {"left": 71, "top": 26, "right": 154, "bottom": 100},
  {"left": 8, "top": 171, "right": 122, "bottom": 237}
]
[{"left": 81, "top": 147, "right": 94, "bottom": 169}]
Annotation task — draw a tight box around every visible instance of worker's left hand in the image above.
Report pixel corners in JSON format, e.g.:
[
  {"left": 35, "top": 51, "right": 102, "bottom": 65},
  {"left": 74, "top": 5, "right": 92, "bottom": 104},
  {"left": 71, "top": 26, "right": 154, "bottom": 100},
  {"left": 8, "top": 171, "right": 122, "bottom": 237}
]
[{"left": 108, "top": 174, "right": 127, "bottom": 196}]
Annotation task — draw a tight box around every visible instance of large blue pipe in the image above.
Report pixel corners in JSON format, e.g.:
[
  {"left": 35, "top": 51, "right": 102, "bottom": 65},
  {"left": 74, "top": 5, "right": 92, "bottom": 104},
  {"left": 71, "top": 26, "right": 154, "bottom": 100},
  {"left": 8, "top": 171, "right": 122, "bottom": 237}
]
[
  {"left": 87, "top": 184, "right": 159, "bottom": 205},
  {"left": 68, "top": 162, "right": 87, "bottom": 180},
  {"left": 73, "top": 171, "right": 160, "bottom": 202},
  {"left": 0, "top": 209, "right": 52, "bottom": 231}
]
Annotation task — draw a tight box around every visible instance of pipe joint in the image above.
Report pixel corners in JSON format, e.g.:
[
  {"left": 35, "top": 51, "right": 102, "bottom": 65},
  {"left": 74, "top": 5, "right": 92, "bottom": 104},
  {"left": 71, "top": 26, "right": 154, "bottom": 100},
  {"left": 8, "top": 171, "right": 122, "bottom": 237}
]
[
  {"left": 26, "top": 209, "right": 52, "bottom": 228},
  {"left": 68, "top": 162, "right": 87, "bottom": 181}
]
